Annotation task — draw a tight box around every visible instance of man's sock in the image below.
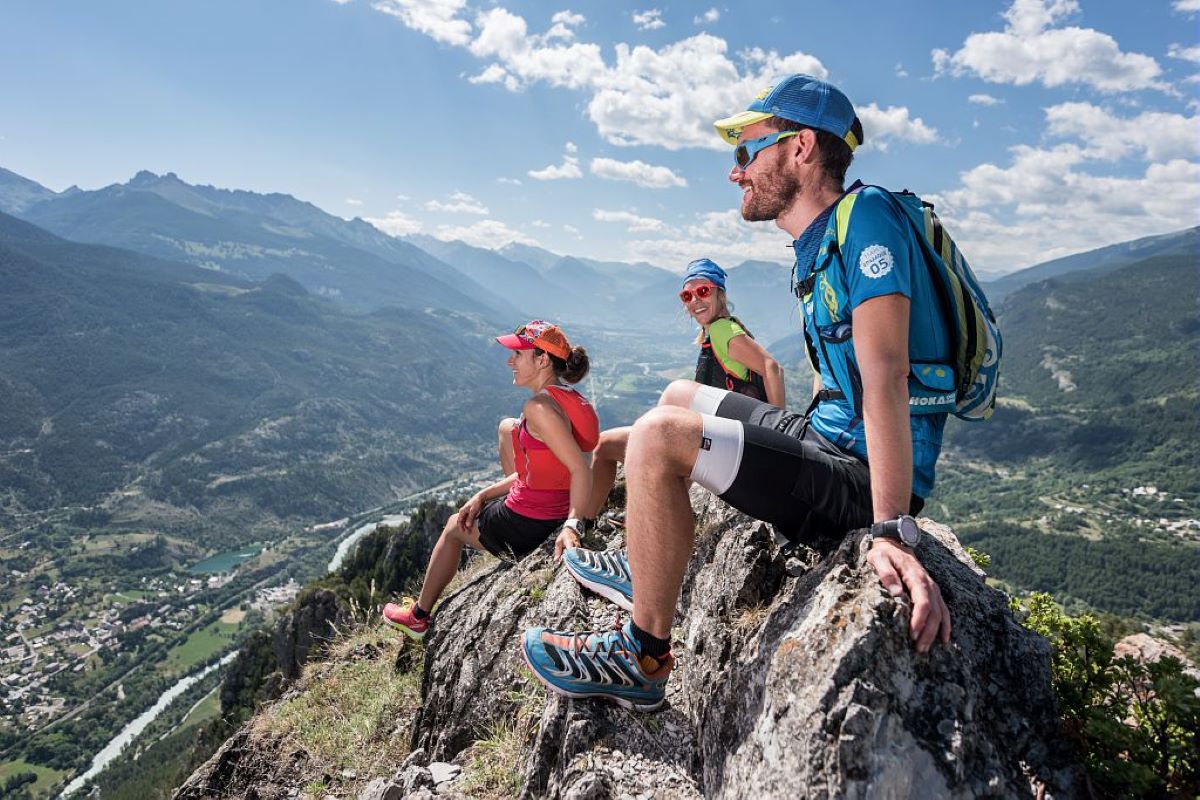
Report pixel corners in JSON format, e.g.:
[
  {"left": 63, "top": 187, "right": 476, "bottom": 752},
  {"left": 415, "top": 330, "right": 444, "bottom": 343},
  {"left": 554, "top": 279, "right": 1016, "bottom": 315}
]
[
  {"left": 629, "top": 621, "right": 671, "bottom": 672},
  {"left": 412, "top": 603, "right": 430, "bottom": 620}
]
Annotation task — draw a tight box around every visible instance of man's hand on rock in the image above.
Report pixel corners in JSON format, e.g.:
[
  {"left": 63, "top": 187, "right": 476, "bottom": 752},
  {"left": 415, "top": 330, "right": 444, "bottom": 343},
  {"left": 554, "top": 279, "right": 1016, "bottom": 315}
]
[{"left": 866, "top": 539, "right": 952, "bottom": 652}]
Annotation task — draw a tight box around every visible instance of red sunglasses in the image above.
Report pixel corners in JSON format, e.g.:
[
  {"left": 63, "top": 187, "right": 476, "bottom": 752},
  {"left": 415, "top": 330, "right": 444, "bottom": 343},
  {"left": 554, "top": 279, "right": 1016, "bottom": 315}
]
[{"left": 679, "top": 283, "right": 718, "bottom": 304}]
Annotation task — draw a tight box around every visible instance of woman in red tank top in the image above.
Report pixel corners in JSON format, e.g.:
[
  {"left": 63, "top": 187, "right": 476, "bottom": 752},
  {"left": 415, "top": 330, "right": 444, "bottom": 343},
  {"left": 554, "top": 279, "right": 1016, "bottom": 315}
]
[{"left": 383, "top": 320, "right": 598, "bottom": 640}]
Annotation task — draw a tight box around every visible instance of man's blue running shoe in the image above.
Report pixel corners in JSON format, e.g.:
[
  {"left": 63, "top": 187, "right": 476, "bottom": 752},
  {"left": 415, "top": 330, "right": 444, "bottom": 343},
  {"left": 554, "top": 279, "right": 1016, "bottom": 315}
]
[
  {"left": 562, "top": 547, "right": 634, "bottom": 612},
  {"left": 522, "top": 620, "right": 673, "bottom": 712}
]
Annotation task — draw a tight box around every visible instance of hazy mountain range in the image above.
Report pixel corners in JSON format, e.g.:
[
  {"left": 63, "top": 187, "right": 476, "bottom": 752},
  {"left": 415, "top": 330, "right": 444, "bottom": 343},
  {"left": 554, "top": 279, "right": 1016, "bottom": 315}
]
[
  {"left": 0, "top": 209, "right": 512, "bottom": 544},
  {"left": 12, "top": 167, "right": 1190, "bottom": 351},
  {"left": 0, "top": 163, "right": 1196, "bottom": 547}
]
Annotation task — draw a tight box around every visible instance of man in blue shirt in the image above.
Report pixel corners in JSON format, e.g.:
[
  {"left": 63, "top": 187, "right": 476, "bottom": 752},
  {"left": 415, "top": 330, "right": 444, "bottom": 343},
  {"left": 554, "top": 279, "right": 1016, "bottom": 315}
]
[{"left": 523, "top": 75, "right": 953, "bottom": 711}]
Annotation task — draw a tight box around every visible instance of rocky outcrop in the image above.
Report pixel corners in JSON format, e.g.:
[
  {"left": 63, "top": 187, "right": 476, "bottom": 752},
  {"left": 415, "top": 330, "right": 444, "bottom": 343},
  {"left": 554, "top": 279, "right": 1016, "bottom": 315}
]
[
  {"left": 411, "top": 487, "right": 1082, "bottom": 798},
  {"left": 1115, "top": 633, "right": 1200, "bottom": 681},
  {"left": 177, "top": 486, "right": 1083, "bottom": 798},
  {"left": 274, "top": 588, "right": 345, "bottom": 681}
]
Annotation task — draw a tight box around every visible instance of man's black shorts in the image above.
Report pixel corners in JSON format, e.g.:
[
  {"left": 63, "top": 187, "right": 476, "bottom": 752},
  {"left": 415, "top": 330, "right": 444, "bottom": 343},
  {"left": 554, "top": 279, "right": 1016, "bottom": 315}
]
[{"left": 711, "top": 391, "right": 923, "bottom": 541}]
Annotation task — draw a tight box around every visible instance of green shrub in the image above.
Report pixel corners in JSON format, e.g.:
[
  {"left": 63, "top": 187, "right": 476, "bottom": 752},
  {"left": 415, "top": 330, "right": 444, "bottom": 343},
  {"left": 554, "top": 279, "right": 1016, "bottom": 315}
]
[{"left": 1012, "top": 593, "right": 1200, "bottom": 797}]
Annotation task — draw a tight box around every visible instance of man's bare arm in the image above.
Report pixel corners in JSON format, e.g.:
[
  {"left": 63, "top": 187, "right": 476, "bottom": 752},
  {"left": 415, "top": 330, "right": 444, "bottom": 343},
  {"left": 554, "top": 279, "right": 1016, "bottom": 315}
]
[{"left": 853, "top": 293, "right": 952, "bottom": 651}]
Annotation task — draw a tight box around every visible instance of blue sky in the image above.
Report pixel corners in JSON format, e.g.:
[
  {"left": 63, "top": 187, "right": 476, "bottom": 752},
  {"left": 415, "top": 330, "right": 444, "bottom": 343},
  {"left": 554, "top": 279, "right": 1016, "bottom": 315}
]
[{"left": 2, "top": 0, "right": 1197, "bottom": 275}]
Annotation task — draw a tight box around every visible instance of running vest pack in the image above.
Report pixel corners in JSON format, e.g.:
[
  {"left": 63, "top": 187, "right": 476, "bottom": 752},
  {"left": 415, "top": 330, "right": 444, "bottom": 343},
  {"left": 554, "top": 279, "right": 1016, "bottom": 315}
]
[
  {"left": 694, "top": 317, "right": 768, "bottom": 401},
  {"left": 796, "top": 182, "right": 1002, "bottom": 422},
  {"left": 510, "top": 385, "right": 600, "bottom": 493}
]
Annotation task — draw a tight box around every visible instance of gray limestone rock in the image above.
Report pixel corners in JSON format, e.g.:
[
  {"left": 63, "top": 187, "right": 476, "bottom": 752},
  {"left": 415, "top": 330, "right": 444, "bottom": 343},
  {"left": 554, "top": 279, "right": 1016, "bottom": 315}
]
[
  {"left": 414, "top": 487, "right": 1082, "bottom": 798},
  {"left": 175, "top": 488, "right": 1083, "bottom": 799}
]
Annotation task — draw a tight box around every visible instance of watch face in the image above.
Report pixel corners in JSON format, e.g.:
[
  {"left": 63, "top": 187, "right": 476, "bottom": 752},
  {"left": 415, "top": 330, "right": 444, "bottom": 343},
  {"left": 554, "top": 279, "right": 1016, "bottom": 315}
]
[{"left": 898, "top": 516, "right": 921, "bottom": 547}]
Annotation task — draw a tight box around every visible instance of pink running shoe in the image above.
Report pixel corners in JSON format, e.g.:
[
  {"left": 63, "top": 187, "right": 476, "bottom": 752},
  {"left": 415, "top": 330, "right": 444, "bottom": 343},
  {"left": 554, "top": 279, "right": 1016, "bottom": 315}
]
[{"left": 383, "top": 599, "right": 429, "bottom": 640}]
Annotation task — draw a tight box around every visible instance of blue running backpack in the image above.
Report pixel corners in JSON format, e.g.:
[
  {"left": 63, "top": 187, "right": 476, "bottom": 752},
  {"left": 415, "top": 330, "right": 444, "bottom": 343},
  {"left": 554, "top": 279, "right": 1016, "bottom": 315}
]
[{"left": 829, "top": 183, "right": 1002, "bottom": 421}]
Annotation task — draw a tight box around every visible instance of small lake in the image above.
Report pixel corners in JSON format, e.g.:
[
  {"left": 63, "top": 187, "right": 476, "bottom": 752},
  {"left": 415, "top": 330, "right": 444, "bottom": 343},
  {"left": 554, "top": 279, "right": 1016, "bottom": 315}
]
[{"left": 188, "top": 546, "right": 261, "bottom": 575}]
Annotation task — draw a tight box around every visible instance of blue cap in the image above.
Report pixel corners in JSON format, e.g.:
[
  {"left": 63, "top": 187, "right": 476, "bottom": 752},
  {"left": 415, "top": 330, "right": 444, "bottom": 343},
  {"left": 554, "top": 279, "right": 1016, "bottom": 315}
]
[
  {"left": 714, "top": 74, "right": 863, "bottom": 151},
  {"left": 682, "top": 258, "right": 726, "bottom": 290}
]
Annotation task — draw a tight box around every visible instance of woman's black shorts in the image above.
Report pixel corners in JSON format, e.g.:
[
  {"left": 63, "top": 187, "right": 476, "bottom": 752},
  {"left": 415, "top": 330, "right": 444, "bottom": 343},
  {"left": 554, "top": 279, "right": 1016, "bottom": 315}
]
[{"left": 476, "top": 498, "right": 563, "bottom": 560}]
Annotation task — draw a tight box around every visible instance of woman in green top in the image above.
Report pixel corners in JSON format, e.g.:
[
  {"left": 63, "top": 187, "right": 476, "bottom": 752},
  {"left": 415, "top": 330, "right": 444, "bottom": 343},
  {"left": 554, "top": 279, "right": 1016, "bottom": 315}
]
[{"left": 580, "top": 258, "right": 784, "bottom": 519}]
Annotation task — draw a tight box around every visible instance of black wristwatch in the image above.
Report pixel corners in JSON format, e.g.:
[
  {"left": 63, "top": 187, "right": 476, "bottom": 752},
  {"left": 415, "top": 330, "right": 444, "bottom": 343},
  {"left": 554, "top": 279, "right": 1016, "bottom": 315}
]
[{"left": 866, "top": 515, "right": 921, "bottom": 548}]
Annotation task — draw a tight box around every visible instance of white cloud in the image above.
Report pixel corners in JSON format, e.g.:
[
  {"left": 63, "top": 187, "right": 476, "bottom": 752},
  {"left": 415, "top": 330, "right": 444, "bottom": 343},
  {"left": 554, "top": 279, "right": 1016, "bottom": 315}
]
[
  {"left": 632, "top": 9, "right": 665, "bottom": 30},
  {"left": 545, "top": 10, "right": 586, "bottom": 41},
  {"left": 396, "top": 193, "right": 410, "bottom": 200},
  {"left": 1168, "top": 44, "right": 1200, "bottom": 63},
  {"left": 590, "top": 157, "right": 688, "bottom": 188},
  {"left": 497, "top": 177, "right": 523, "bottom": 185},
  {"left": 927, "top": 103, "right": 1200, "bottom": 271},
  {"left": 528, "top": 144, "right": 583, "bottom": 180},
  {"left": 563, "top": 224, "right": 581, "bottom": 237},
  {"left": 895, "top": 63, "right": 909, "bottom": 78},
  {"left": 592, "top": 209, "right": 667, "bottom": 232},
  {"left": 588, "top": 37, "right": 827, "bottom": 150},
  {"left": 933, "top": 156, "right": 1200, "bottom": 271},
  {"left": 345, "top": 197, "right": 364, "bottom": 206},
  {"left": 693, "top": 8, "right": 719, "bottom": 25},
  {"left": 469, "top": 64, "right": 521, "bottom": 91},
  {"left": 331, "top": 0, "right": 353, "bottom": 5},
  {"left": 624, "top": 209, "right": 793, "bottom": 268},
  {"left": 425, "top": 191, "right": 490, "bottom": 214},
  {"left": 932, "top": 0, "right": 1167, "bottom": 93},
  {"left": 968, "top": 93, "right": 1004, "bottom": 106},
  {"left": 470, "top": 7, "right": 606, "bottom": 90},
  {"left": 435, "top": 219, "right": 539, "bottom": 247},
  {"left": 552, "top": 10, "right": 585, "bottom": 26},
  {"left": 1043, "top": 102, "right": 1199, "bottom": 162},
  {"left": 372, "top": 0, "right": 472, "bottom": 46},
  {"left": 1174, "top": 0, "right": 1200, "bottom": 11},
  {"left": 371, "top": 5, "right": 935, "bottom": 152},
  {"left": 857, "top": 103, "right": 939, "bottom": 149},
  {"left": 365, "top": 210, "right": 423, "bottom": 236},
  {"left": 530, "top": 219, "right": 551, "bottom": 228}
]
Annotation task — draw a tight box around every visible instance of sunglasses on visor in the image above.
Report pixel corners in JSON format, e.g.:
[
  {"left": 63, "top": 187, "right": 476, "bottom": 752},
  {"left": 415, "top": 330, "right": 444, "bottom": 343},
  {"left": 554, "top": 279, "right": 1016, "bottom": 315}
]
[
  {"left": 679, "top": 283, "right": 718, "bottom": 303},
  {"left": 734, "top": 130, "right": 799, "bottom": 170}
]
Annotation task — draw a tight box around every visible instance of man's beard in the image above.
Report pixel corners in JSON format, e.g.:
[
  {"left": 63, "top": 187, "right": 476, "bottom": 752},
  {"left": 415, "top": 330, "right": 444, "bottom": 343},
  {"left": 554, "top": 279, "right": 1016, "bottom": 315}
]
[{"left": 741, "top": 167, "right": 801, "bottom": 222}]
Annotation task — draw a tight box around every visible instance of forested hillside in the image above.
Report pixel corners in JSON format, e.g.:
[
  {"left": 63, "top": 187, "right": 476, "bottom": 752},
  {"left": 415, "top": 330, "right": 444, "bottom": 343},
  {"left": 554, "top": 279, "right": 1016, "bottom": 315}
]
[{"left": 936, "top": 253, "right": 1199, "bottom": 620}]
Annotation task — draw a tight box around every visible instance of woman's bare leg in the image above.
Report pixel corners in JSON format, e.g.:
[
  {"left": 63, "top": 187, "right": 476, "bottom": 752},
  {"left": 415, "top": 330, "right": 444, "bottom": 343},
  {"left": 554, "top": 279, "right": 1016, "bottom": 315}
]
[
  {"left": 416, "top": 512, "right": 485, "bottom": 612},
  {"left": 581, "top": 382, "right": 707, "bottom": 519},
  {"left": 583, "top": 427, "right": 630, "bottom": 519},
  {"left": 498, "top": 417, "right": 518, "bottom": 475}
]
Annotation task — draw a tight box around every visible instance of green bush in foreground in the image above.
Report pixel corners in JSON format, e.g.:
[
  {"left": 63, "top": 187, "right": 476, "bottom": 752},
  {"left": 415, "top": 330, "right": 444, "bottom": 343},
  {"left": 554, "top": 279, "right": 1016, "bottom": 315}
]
[{"left": 1011, "top": 593, "right": 1200, "bottom": 798}]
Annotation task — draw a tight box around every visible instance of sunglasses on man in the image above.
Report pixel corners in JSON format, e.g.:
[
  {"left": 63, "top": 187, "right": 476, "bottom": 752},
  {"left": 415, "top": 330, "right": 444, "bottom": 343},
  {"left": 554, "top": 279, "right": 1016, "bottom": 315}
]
[
  {"left": 734, "top": 130, "right": 799, "bottom": 170},
  {"left": 679, "top": 283, "right": 718, "bottom": 304}
]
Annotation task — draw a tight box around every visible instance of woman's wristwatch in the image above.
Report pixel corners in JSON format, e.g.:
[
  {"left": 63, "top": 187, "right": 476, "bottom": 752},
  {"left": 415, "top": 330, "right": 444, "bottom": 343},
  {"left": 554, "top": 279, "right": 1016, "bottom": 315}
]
[{"left": 562, "top": 518, "right": 583, "bottom": 535}]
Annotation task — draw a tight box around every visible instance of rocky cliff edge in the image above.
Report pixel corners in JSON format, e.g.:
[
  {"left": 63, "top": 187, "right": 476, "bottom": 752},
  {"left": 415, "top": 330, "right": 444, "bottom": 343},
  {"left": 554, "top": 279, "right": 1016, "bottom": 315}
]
[{"left": 176, "top": 486, "right": 1082, "bottom": 799}]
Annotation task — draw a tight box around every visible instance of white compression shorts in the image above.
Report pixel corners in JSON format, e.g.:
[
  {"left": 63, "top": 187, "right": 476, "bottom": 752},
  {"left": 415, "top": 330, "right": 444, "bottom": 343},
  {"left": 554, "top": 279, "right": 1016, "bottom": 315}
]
[{"left": 686, "top": 386, "right": 743, "bottom": 495}]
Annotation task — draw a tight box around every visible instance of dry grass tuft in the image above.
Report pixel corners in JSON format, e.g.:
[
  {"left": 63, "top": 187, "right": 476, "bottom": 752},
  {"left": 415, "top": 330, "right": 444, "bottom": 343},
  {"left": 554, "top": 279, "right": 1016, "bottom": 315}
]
[
  {"left": 261, "top": 626, "right": 421, "bottom": 780},
  {"left": 460, "top": 667, "right": 546, "bottom": 797},
  {"left": 734, "top": 603, "right": 769, "bottom": 632}
]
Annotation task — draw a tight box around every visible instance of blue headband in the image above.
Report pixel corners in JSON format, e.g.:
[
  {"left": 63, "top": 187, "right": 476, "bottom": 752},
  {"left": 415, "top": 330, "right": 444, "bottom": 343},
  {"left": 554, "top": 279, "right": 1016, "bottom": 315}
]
[{"left": 682, "top": 258, "right": 726, "bottom": 291}]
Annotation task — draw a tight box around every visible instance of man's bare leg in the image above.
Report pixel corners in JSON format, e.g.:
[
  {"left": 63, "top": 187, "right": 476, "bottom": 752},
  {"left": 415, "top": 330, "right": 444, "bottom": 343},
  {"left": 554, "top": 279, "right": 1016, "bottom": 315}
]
[
  {"left": 417, "top": 513, "right": 484, "bottom": 612},
  {"left": 498, "top": 417, "right": 517, "bottom": 475},
  {"left": 624, "top": 406, "right": 704, "bottom": 639}
]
